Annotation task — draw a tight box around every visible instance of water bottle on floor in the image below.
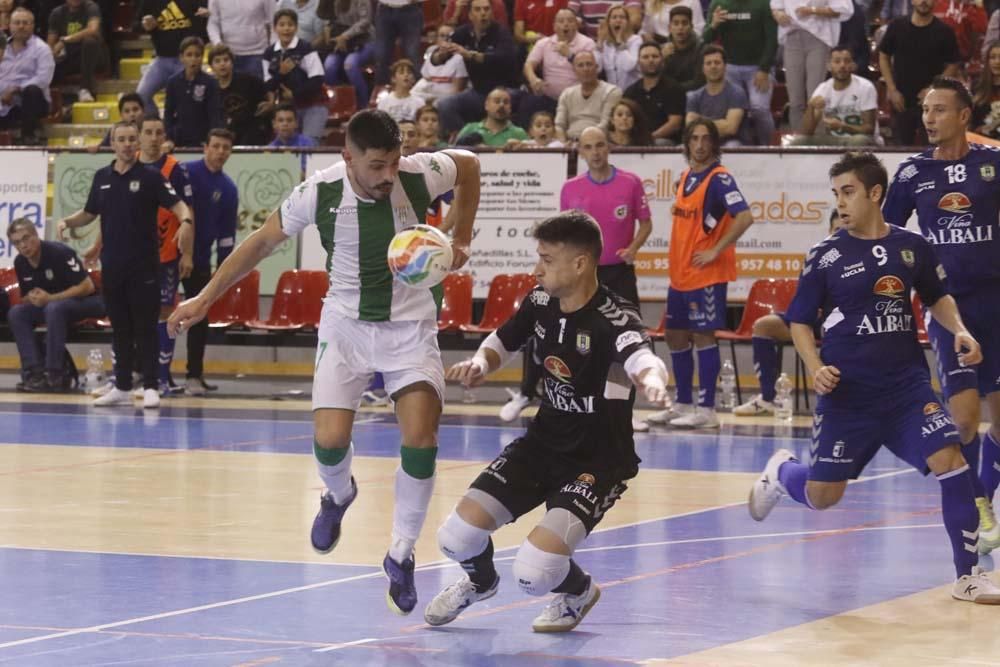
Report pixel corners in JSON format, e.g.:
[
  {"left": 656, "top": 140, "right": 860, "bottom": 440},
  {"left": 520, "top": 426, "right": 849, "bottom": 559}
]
[
  {"left": 774, "top": 373, "right": 793, "bottom": 423},
  {"left": 718, "top": 360, "right": 736, "bottom": 409},
  {"left": 85, "top": 348, "right": 104, "bottom": 389}
]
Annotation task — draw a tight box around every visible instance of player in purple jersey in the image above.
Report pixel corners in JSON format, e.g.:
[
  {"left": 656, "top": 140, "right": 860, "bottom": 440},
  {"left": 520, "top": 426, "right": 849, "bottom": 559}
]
[
  {"left": 883, "top": 77, "right": 1000, "bottom": 554},
  {"left": 750, "top": 152, "right": 1000, "bottom": 604}
]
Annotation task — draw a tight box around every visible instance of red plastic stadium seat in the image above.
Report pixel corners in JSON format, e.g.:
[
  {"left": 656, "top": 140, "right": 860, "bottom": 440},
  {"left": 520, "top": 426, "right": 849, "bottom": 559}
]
[
  {"left": 325, "top": 85, "right": 357, "bottom": 124},
  {"left": 247, "top": 270, "right": 327, "bottom": 331},
  {"left": 208, "top": 270, "right": 260, "bottom": 329},
  {"left": 112, "top": 1, "right": 135, "bottom": 33},
  {"left": 0, "top": 268, "right": 21, "bottom": 306},
  {"left": 437, "top": 272, "right": 473, "bottom": 332},
  {"left": 646, "top": 311, "right": 666, "bottom": 340},
  {"left": 716, "top": 279, "right": 797, "bottom": 343},
  {"left": 461, "top": 273, "right": 530, "bottom": 334}
]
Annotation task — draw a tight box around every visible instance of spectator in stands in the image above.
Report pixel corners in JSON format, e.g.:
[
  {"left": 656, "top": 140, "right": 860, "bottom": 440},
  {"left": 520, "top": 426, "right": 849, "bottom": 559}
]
[
  {"left": 164, "top": 36, "right": 223, "bottom": 147},
  {"left": 445, "top": 0, "right": 508, "bottom": 27},
  {"left": 277, "top": 0, "right": 326, "bottom": 47},
  {"left": 398, "top": 117, "right": 419, "bottom": 153},
  {"left": 659, "top": 6, "right": 704, "bottom": 91},
  {"left": 416, "top": 104, "right": 448, "bottom": 147},
  {"left": 624, "top": 41, "right": 685, "bottom": 144},
  {"left": 771, "top": 0, "right": 852, "bottom": 132},
  {"left": 269, "top": 101, "right": 316, "bottom": 147},
  {"left": 263, "top": 8, "right": 327, "bottom": 143},
  {"left": 597, "top": 4, "right": 642, "bottom": 90},
  {"left": 642, "top": 0, "right": 705, "bottom": 42},
  {"left": 97, "top": 93, "right": 143, "bottom": 147},
  {"left": 180, "top": 128, "right": 237, "bottom": 395},
  {"left": 373, "top": 0, "right": 423, "bottom": 87},
  {"left": 0, "top": 0, "right": 13, "bottom": 33},
  {"left": 794, "top": 46, "right": 878, "bottom": 145},
  {"left": 434, "top": 0, "right": 519, "bottom": 136},
  {"left": 456, "top": 86, "right": 528, "bottom": 145},
  {"left": 878, "top": 0, "right": 960, "bottom": 145},
  {"left": 555, "top": 49, "right": 622, "bottom": 142},
  {"left": 7, "top": 218, "right": 104, "bottom": 392},
  {"left": 685, "top": 45, "right": 748, "bottom": 145},
  {"left": 703, "top": 0, "right": 777, "bottom": 144},
  {"left": 607, "top": 96, "right": 652, "bottom": 144},
  {"left": 0, "top": 9, "right": 54, "bottom": 145},
  {"left": 209, "top": 43, "right": 269, "bottom": 145},
  {"left": 206, "top": 0, "right": 271, "bottom": 77},
  {"left": 520, "top": 8, "right": 595, "bottom": 126},
  {"left": 135, "top": 0, "right": 207, "bottom": 113},
  {"left": 973, "top": 41, "right": 1000, "bottom": 139},
  {"left": 377, "top": 58, "right": 425, "bottom": 121},
  {"left": 985, "top": 11, "right": 998, "bottom": 61},
  {"left": 569, "top": 0, "right": 642, "bottom": 38},
  {"left": 412, "top": 25, "right": 468, "bottom": 105},
  {"left": 514, "top": 0, "right": 568, "bottom": 49},
  {"left": 47, "top": 0, "right": 107, "bottom": 102},
  {"left": 323, "top": 0, "right": 374, "bottom": 107},
  {"left": 507, "top": 109, "right": 565, "bottom": 146},
  {"left": 932, "top": 0, "right": 986, "bottom": 62},
  {"left": 838, "top": 0, "right": 870, "bottom": 75}
]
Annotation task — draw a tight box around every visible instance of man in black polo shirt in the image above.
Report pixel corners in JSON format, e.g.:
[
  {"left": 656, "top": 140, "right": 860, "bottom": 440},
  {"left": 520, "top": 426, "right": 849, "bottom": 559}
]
[
  {"left": 57, "top": 121, "right": 193, "bottom": 409},
  {"left": 433, "top": 0, "right": 519, "bottom": 137},
  {"left": 7, "top": 218, "right": 104, "bottom": 392},
  {"left": 624, "top": 42, "right": 686, "bottom": 145}
]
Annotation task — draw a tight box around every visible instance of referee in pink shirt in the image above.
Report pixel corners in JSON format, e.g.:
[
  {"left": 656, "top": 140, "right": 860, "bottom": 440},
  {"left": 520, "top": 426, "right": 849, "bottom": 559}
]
[{"left": 559, "top": 126, "right": 651, "bottom": 307}]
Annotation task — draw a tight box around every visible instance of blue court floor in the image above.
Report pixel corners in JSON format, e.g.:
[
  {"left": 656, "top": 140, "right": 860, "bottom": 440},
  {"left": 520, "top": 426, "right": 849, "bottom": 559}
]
[{"left": 0, "top": 400, "right": 995, "bottom": 666}]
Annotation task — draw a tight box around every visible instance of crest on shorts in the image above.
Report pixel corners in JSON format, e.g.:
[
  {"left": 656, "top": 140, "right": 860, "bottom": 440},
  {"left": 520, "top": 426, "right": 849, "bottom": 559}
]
[
  {"left": 832, "top": 442, "right": 845, "bottom": 458},
  {"left": 576, "top": 331, "right": 591, "bottom": 355},
  {"left": 576, "top": 473, "right": 596, "bottom": 486},
  {"left": 129, "top": 180, "right": 140, "bottom": 192},
  {"left": 981, "top": 164, "right": 996, "bottom": 181},
  {"left": 900, "top": 249, "right": 915, "bottom": 268}
]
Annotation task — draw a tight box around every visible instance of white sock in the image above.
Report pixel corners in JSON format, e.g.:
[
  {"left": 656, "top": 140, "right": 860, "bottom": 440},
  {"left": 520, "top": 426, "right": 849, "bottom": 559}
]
[
  {"left": 316, "top": 443, "right": 354, "bottom": 503},
  {"left": 389, "top": 466, "right": 435, "bottom": 563}
]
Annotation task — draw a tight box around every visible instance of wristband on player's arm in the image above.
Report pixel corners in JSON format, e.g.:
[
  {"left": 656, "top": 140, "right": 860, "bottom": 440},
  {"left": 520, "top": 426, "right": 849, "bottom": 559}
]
[{"left": 478, "top": 331, "right": 517, "bottom": 371}]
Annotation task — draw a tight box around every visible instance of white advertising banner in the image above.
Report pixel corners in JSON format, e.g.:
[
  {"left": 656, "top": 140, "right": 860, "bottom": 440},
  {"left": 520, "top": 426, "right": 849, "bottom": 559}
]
[
  {"left": 303, "top": 151, "right": 566, "bottom": 298},
  {"left": 0, "top": 150, "right": 48, "bottom": 267},
  {"left": 598, "top": 151, "right": 911, "bottom": 301}
]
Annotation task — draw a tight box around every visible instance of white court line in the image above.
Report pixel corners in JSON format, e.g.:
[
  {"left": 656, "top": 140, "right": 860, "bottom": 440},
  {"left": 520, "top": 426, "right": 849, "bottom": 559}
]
[
  {"left": 314, "top": 636, "right": 405, "bottom": 653},
  {"left": 0, "top": 545, "right": 381, "bottom": 569},
  {"left": 0, "top": 466, "right": 917, "bottom": 653}
]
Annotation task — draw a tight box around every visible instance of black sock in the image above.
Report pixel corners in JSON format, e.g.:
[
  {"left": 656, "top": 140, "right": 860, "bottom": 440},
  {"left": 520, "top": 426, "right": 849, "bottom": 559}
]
[
  {"left": 461, "top": 537, "right": 498, "bottom": 593},
  {"left": 552, "top": 558, "right": 589, "bottom": 595}
]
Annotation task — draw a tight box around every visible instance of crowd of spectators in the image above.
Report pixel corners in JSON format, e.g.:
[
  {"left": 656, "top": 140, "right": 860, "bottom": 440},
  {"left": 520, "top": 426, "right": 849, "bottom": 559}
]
[{"left": 0, "top": 0, "right": 996, "bottom": 146}]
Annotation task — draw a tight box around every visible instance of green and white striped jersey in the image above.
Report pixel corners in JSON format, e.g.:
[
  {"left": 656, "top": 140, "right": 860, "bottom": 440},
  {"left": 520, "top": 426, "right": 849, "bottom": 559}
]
[{"left": 280, "top": 151, "right": 458, "bottom": 322}]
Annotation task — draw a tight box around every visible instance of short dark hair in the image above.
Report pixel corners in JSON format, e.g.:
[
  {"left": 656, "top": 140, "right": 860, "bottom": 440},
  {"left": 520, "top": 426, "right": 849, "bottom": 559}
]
[
  {"left": 682, "top": 116, "right": 722, "bottom": 162},
  {"left": 346, "top": 109, "right": 402, "bottom": 153},
  {"left": 6, "top": 217, "right": 35, "bottom": 239},
  {"left": 416, "top": 105, "right": 439, "bottom": 122},
  {"left": 206, "top": 128, "right": 235, "bottom": 145},
  {"left": 117, "top": 92, "right": 143, "bottom": 113},
  {"left": 638, "top": 41, "right": 662, "bottom": 56},
  {"left": 178, "top": 35, "right": 205, "bottom": 55},
  {"left": 208, "top": 43, "right": 234, "bottom": 64},
  {"left": 928, "top": 76, "right": 974, "bottom": 111},
  {"left": 532, "top": 210, "right": 603, "bottom": 263},
  {"left": 702, "top": 44, "right": 727, "bottom": 63},
  {"left": 110, "top": 120, "right": 138, "bottom": 138},
  {"left": 274, "top": 8, "right": 298, "bottom": 25},
  {"left": 669, "top": 5, "right": 693, "bottom": 21},
  {"left": 829, "top": 151, "right": 888, "bottom": 203},
  {"left": 274, "top": 102, "right": 297, "bottom": 117},
  {"left": 529, "top": 110, "right": 554, "bottom": 125},
  {"left": 139, "top": 113, "right": 164, "bottom": 130},
  {"left": 829, "top": 45, "right": 853, "bottom": 58}
]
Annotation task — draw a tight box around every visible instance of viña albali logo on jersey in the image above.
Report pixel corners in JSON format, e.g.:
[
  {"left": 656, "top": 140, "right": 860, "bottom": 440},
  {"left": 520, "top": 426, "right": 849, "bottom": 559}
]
[
  {"left": 856, "top": 276, "right": 913, "bottom": 335},
  {"left": 928, "top": 192, "right": 994, "bottom": 245}
]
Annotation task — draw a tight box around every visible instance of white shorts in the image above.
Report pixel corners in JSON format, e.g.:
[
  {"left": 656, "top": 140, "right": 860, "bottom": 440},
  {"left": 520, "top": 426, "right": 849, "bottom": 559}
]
[{"left": 312, "top": 304, "right": 445, "bottom": 411}]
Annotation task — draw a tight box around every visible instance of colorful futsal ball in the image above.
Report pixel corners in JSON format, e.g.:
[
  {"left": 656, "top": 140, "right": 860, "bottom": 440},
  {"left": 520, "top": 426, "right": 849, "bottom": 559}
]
[{"left": 387, "top": 224, "right": 454, "bottom": 289}]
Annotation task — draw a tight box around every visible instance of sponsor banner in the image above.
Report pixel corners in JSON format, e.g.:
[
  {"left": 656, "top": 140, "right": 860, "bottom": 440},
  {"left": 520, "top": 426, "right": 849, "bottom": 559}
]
[
  {"left": 593, "top": 151, "right": 911, "bottom": 300},
  {"left": 303, "top": 151, "right": 565, "bottom": 298},
  {"left": 0, "top": 150, "right": 47, "bottom": 267},
  {"left": 52, "top": 152, "right": 300, "bottom": 295}
]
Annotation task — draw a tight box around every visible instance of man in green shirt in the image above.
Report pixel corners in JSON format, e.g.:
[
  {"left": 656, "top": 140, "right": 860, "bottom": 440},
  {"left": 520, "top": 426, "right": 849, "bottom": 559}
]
[
  {"left": 456, "top": 87, "right": 529, "bottom": 146},
  {"left": 702, "top": 0, "right": 777, "bottom": 144}
]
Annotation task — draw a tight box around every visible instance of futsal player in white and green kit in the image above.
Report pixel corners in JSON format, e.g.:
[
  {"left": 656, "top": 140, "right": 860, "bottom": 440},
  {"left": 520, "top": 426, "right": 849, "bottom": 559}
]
[{"left": 168, "top": 110, "right": 481, "bottom": 615}]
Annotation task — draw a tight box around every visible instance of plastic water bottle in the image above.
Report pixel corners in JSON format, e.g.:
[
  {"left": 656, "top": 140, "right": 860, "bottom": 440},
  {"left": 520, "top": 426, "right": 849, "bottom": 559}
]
[
  {"left": 774, "top": 373, "right": 794, "bottom": 423},
  {"left": 85, "top": 348, "right": 104, "bottom": 389},
  {"left": 718, "top": 360, "right": 736, "bottom": 409},
  {"left": 462, "top": 387, "right": 477, "bottom": 404}
]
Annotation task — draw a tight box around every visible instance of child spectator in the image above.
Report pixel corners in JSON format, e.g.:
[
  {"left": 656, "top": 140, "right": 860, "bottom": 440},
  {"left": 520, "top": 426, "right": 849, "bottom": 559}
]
[
  {"left": 377, "top": 58, "right": 426, "bottom": 122},
  {"left": 164, "top": 36, "right": 223, "bottom": 146},
  {"left": 263, "top": 8, "right": 327, "bottom": 142}
]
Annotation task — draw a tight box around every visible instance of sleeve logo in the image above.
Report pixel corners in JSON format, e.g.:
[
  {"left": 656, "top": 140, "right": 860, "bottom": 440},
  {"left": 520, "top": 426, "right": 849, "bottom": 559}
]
[
  {"left": 616, "top": 330, "right": 643, "bottom": 352},
  {"left": 725, "top": 191, "right": 743, "bottom": 205}
]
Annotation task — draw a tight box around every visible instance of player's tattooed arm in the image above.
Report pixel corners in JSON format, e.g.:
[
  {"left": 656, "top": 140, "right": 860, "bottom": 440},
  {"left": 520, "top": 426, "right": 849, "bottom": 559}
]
[
  {"left": 927, "top": 295, "right": 983, "bottom": 367},
  {"left": 790, "top": 322, "right": 840, "bottom": 394}
]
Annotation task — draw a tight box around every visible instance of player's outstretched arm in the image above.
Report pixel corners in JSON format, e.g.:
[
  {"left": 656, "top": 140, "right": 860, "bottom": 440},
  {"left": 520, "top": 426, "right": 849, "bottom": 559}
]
[
  {"left": 440, "top": 149, "right": 481, "bottom": 269},
  {"left": 790, "top": 321, "right": 840, "bottom": 394},
  {"left": 623, "top": 348, "right": 671, "bottom": 405},
  {"left": 167, "top": 209, "right": 290, "bottom": 337},
  {"left": 446, "top": 331, "right": 517, "bottom": 387},
  {"left": 928, "top": 295, "right": 983, "bottom": 367}
]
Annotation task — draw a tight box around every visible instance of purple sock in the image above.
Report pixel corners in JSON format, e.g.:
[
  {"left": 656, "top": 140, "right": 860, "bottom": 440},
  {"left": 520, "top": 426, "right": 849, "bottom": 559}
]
[
  {"left": 982, "top": 431, "right": 1000, "bottom": 503},
  {"left": 670, "top": 346, "right": 694, "bottom": 405},
  {"left": 962, "top": 434, "right": 986, "bottom": 499},
  {"left": 937, "top": 465, "right": 979, "bottom": 578},
  {"left": 369, "top": 372, "right": 385, "bottom": 391},
  {"left": 157, "top": 321, "right": 175, "bottom": 385},
  {"left": 752, "top": 336, "right": 779, "bottom": 402},
  {"left": 778, "top": 459, "right": 811, "bottom": 507},
  {"left": 696, "top": 345, "right": 721, "bottom": 408}
]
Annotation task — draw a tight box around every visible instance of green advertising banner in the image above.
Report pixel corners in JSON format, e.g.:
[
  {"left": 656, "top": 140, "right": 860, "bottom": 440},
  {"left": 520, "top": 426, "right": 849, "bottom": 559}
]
[{"left": 51, "top": 152, "right": 301, "bottom": 295}]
